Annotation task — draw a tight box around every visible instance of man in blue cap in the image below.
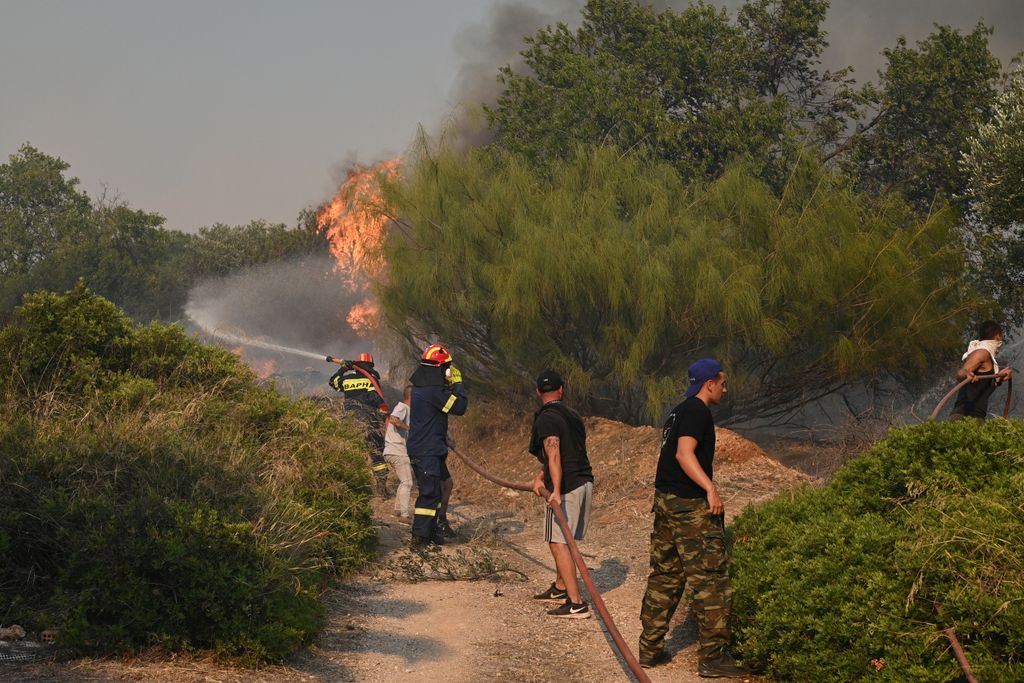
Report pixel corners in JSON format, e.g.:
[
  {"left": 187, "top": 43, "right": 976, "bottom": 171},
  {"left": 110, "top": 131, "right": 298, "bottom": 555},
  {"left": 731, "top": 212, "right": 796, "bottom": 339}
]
[{"left": 637, "top": 358, "right": 750, "bottom": 678}]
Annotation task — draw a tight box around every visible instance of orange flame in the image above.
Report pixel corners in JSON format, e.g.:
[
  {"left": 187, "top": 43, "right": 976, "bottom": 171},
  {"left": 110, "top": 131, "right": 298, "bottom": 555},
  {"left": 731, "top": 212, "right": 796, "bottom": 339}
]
[
  {"left": 346, "top": 299, "right": 381, "bottom": 336},
  {"left": 251, "top": 358, "right": 276, "bottom": 379},
  {"left": 317, "top": 158, "right": 400, "bottom": 291},
  {"left": 318, "top": 158, "right": 399, "bottom": 339},
  {"left": 232, "top": 346, "right": 277, "bottom": 379}
]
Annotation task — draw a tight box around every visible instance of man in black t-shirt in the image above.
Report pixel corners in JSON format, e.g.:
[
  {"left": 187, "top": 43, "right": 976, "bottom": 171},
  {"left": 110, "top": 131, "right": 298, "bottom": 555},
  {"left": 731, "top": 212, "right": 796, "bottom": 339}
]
[
  {"left": 638, "top": 358, "right": 750, "bottom": 678},
  {"left": 528, "top": 370, "right": 594, "bottom": 619}
]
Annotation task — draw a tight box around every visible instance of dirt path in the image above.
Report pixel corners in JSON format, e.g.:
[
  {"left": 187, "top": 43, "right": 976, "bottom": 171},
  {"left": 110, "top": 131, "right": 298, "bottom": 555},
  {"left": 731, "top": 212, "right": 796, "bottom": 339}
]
[
  {"left": 11, "top": 417, "right": 802, "bottom": 683},
  {"left": 323, "top": 499, "right": 756, "bottom": 683}
]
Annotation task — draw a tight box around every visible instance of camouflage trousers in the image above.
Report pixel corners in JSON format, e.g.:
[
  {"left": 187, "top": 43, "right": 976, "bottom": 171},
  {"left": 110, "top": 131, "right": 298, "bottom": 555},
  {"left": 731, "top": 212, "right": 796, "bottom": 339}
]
[{"left": 638, "top": 491, "right": 732, "bottom": 662}]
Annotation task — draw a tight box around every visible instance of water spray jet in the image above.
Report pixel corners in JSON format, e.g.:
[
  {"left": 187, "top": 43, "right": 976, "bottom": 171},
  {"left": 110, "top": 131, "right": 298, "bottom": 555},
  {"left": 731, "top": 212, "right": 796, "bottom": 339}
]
[{"left": 192, "top": 324, "right": 327, "bottom": 363}]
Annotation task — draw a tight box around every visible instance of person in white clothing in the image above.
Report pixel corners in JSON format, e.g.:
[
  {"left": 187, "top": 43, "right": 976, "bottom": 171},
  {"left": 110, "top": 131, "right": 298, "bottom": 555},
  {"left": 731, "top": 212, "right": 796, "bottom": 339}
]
[{"left": 384, "top": 385, "right": 415, "bottom": 520}]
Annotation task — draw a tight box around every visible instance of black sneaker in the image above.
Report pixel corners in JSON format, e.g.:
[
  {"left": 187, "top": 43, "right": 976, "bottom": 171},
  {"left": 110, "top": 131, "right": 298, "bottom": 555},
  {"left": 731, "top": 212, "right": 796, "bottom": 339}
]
[
  {"left": 533, "top": 583, "right": 568, "bottom": 602},
  {"left": 547, "top": 601, "right": 591, "bottom": 619},
  {"left": 639, "top": 651, "right": 672, "bottom": 669},
  {"left": 698, "top": 653, "right": 752, "bottom": 678}
]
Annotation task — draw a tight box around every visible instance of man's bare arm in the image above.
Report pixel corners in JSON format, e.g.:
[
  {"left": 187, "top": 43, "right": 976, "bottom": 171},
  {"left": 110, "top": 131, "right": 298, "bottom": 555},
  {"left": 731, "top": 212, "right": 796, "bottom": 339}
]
[
  {"left": 544, "top": 435, "right": 562, "bottom": 505},
  {"left": 531, "top": 470, "right": 545, "bottom": 497},
  {"left": 957, "top": 349, "right": 992, "bottom": 381},
  {"left": 675, "top": 436, "right": 723, "bottom": 515}
]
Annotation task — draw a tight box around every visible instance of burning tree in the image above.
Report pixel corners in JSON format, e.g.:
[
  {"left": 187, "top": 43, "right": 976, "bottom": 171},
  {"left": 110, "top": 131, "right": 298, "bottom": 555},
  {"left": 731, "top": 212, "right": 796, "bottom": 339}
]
[{"left": 317, "top": 159, "right": 400, "bottom": 337}]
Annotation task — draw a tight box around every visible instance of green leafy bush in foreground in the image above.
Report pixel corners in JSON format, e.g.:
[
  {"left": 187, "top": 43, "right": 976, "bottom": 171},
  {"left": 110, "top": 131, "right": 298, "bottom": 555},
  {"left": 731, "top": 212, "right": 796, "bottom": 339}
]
[
  {"left": 0, "top": 284, "right": 374, "bottom": 663},
  {"left": 731, "top": 419, "right": 1024, "bottom": 681}
]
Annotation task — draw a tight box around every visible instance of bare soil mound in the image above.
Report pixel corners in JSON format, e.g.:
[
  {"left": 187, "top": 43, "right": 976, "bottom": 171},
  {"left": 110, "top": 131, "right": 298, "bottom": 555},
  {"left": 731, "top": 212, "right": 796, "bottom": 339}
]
[{"left": 448, "top": 406, "right": 815, "bottom": 527}]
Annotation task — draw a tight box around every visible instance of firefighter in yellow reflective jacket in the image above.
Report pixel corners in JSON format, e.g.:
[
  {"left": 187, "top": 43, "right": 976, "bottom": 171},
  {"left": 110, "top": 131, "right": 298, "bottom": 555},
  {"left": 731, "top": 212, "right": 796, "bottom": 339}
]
[
  {"left": 408, "top": 343, "right": 468, "bottom": 547},
  {"left": 329, "top": 352, "right": 390, "bottom": 495}
]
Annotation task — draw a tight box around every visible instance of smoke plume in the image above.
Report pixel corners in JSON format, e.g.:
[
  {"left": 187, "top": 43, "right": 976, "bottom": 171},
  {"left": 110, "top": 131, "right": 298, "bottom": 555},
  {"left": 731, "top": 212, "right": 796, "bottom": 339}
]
[{"left": 185, "top": 254, "right": 378, "bottom": 395}]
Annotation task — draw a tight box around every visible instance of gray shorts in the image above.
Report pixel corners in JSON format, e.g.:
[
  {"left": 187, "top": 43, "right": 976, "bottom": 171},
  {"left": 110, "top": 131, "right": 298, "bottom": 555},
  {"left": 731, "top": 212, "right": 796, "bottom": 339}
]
[{"left": 545, "top": 481, "right": 593, "bottom": 544}]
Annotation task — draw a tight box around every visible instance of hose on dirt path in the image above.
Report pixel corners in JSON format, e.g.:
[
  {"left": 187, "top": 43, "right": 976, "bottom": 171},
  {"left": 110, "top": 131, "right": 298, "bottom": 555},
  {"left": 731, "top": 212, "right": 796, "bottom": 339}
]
[
  {"left": 929, "top": 374, "right": 1013, "bottom": 420},
  {"left": 449, "top": 445, "right": 653, "bottom": 683}
]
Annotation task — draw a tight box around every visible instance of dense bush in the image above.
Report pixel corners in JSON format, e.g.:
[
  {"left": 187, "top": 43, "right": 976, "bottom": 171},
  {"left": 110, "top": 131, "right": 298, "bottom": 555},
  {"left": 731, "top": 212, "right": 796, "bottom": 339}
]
[
  {"left": 0, "top": 284, "right": 374, "bottom": 663},
  {"left": 731, "top": 419, "right": 1024, "bottom": 681}
]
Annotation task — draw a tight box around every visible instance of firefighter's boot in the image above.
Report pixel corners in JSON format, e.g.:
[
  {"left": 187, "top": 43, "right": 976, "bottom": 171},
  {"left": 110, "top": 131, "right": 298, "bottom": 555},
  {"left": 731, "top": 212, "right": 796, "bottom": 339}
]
[{"left": 437, "top": 517, "right": 457, "bottom": 539}]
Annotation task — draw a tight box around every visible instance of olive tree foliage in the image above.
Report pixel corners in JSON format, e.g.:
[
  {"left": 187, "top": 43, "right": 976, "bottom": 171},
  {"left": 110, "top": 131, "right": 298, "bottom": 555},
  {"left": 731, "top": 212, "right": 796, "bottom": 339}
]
[
  {"left": 378, "top": 140, "right": 978, "bottom": 424},
  {"left": 485, "top": 0, "right": 860, "bottom": 189},
  {"left": 961, "top": 65, "right": 1024, "bottom": 324},
  {"left": 962, "top": 66, "right": 1024, "bottom": 229}
]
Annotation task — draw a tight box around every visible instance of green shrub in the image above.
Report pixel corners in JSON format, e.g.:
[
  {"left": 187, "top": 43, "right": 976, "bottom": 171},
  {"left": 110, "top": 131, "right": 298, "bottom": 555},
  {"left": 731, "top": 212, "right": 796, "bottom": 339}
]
[
  {"left": 0, "top": 286, "right": 373, "bottom": 664},
  {"left": 731, "top": 419, "right": 1024, "bottom": 681}
]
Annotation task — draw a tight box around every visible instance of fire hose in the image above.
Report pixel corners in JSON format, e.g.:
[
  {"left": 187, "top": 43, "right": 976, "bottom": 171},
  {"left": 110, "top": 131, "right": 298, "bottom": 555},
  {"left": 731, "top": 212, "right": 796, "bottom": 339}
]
[
  {"left": 929, "top": 374, "right": 1013, "bottom": 420},
  {"left": 448, "top": 445, "right": 652, "bottom": 683}
]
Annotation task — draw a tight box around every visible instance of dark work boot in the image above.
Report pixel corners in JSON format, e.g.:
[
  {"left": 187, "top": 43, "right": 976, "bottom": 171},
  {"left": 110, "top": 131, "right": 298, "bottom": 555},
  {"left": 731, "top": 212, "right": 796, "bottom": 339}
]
[
  {"left": 698, "top": 653, "right": 752, "bottom": 678},
  {"left": 639, "top": 650, "right": 672, "bottom": 669},
  {"left": 410, "top": 533, "right": 441, "bottom": 550},
  {"left": 436, "top": 518, "right": 457, "bottom": 538}
]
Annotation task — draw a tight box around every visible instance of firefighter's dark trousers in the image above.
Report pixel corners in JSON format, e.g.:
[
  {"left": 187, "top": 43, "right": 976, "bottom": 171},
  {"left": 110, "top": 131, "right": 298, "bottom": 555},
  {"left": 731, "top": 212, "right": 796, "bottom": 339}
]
[
  {"left": 350, "top": 404, "right": 388, "bottom": 493},
  {"left": 410, "top": 454, "right": 444, "bottom": 540}
]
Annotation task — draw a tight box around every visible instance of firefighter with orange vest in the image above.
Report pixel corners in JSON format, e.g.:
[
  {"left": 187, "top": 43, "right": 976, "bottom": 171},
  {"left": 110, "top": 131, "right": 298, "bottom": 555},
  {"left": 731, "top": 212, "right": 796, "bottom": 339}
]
[
  {"left": 328, "top": 352, "right": 390, "bottom": 495},
  {"left": 408, "top": 343, "right": 468, "bottom": 546}
]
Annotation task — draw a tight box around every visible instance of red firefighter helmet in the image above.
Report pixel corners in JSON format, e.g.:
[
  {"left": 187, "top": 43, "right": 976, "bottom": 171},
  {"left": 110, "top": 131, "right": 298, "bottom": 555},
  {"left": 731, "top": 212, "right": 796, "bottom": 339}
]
[
  {"left": 420, "top": 343, "right": 451, "bottom": 366},
  {"left": 356, "top": 352, "right": 374, "bottom": 364}
]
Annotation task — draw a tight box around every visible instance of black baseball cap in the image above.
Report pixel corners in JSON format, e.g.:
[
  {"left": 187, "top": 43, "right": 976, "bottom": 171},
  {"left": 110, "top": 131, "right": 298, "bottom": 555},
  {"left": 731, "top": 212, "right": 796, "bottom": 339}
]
[{"left": 536, "top": 370, "right": 564, "bottom": 393}]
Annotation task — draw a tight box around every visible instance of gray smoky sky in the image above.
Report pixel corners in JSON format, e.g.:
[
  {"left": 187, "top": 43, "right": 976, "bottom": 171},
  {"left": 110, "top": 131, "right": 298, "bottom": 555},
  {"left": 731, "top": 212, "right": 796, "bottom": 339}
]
[
  {"left": 3, "top": 2, "right": 1020, "bottom": 233},
  {"left": 798, "top": 0, "right": 1022, "bottom": 79},
  {"left": 451, "top": 0, "right": 1024, "bottom": 111}
]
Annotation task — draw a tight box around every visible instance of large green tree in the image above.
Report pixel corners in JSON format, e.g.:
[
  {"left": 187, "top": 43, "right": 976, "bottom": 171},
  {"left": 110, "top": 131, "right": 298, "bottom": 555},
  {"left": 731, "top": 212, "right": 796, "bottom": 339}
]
[
  {"left": 379, "top": 140, "right": 979, "bottom": 424},
  {"left": 486, "top": 0, "right": 788, "bottom": 184},
  {"left": 843, "top": 23, "right": 1001, "bottom": 209},
  {"left": 486, "top": 0, "right": 860, "bottom": 187},
  {"left": 0, "top": 145, "right": 92, "bottom": 309}
]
